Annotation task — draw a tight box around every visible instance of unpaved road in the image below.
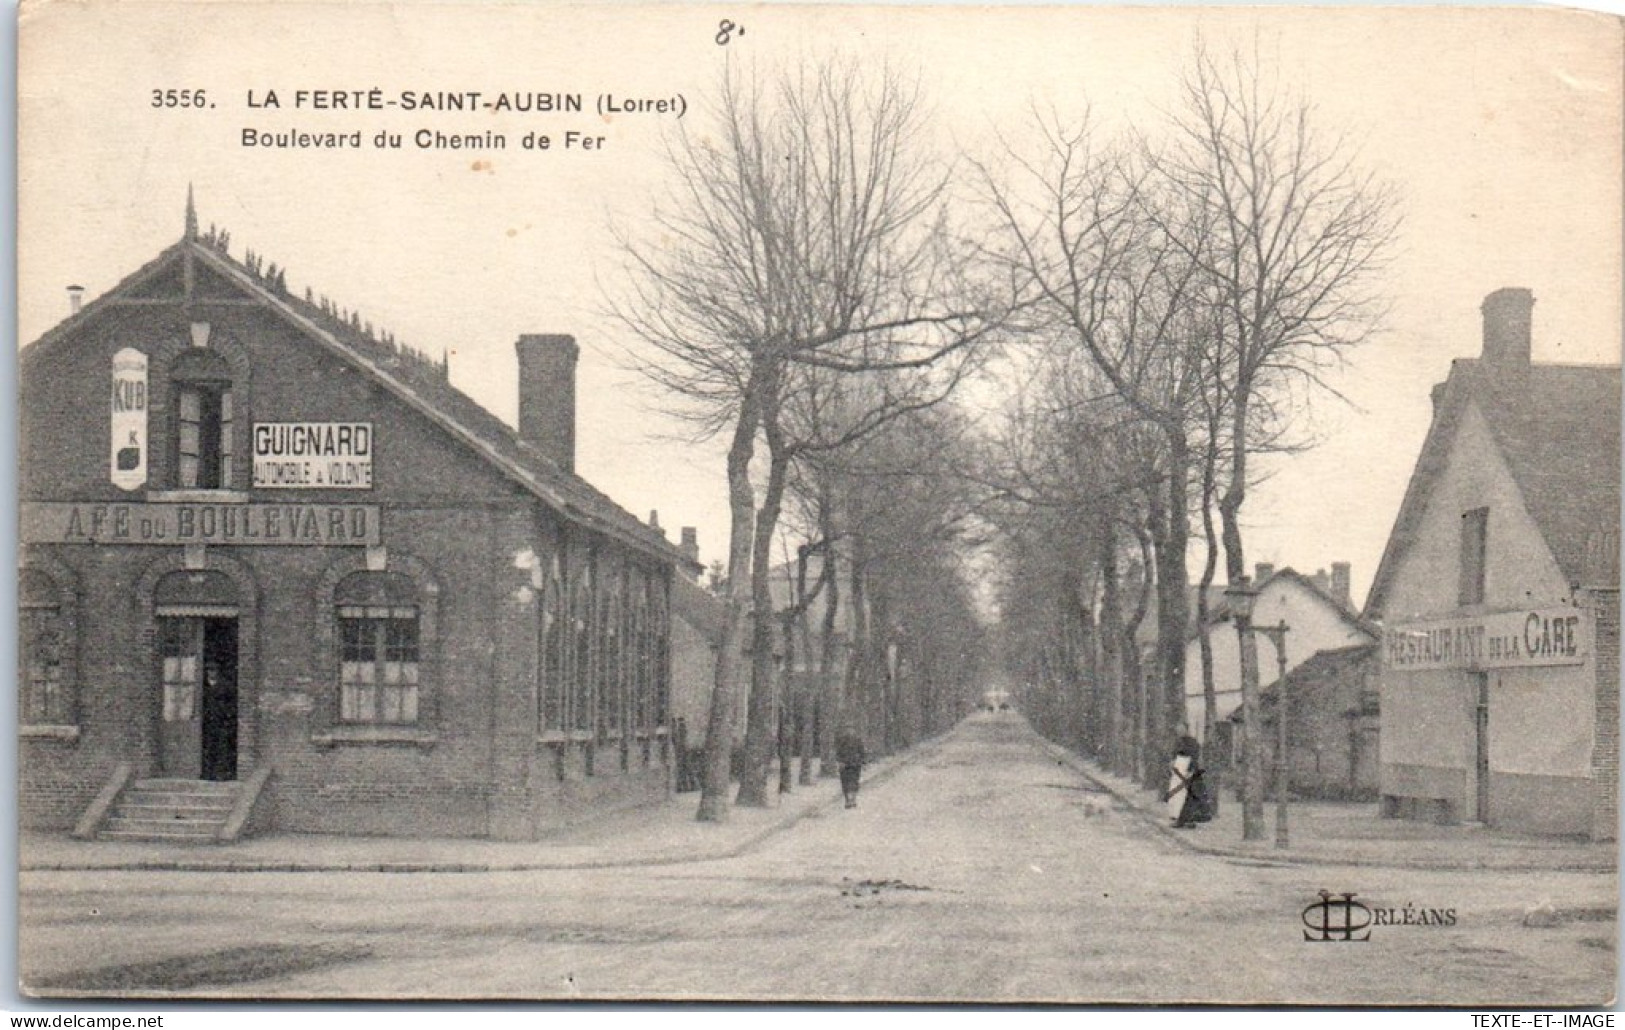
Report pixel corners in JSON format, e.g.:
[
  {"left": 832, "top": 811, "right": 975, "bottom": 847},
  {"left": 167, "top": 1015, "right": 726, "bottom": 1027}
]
[{"left": 20, "top": 714, "right": 1617, "bottom": 1004}]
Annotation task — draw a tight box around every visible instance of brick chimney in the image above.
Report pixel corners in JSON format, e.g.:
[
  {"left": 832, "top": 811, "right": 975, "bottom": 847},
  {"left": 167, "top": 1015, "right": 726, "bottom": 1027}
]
[
  {"left": 1481, "top": 288, "right": 1534, "bottom": 369},
  {"left": 1254, "top": 562, "right": 1275, "bottom": 584},
  {"left": 515, "top": 334, "right": 578, "bottom": 473},
  {"left": 1330, "top": 562, "right": 1352, "bottom": 607},
  {"left": 680, "top": 527, "right": 699, "bottom": 566},
  {"left": 1311, "top": 568, "right": 1331, "bottom": 594}
]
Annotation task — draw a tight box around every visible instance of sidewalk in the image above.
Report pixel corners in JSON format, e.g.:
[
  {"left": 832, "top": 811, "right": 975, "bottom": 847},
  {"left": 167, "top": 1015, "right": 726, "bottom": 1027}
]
[
  {"left": 20, "top": 742, "right": 930, "bottom": 874},
  {"left": 1045, "top": 740, "right": 1619, "bottom": 874}
]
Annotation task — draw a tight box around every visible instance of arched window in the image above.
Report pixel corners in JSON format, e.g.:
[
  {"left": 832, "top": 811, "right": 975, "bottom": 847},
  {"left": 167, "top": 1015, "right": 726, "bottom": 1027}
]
[
  {"left": 19, "top": 568, "right": 68, "bottom": 725},
  {"left": 571, "top": 561, "right": 594, "bottom": 734},
  {"left": 539, "top": 551, "right": 566, "bottom": 734},
  {"left": 336, "top": 572, "right": 420, "bottom": 725},
  {"left": 170, "top": 350, "right": 234, "bottom": 489}
]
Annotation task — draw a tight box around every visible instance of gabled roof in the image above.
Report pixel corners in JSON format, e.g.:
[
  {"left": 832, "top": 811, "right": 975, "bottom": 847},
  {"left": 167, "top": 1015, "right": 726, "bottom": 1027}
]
[
  {"left": 1186, "top": 568, "right": 1374, "bottom": 641},
  {"left": 1226, "top": 642, "right": 1378, "bottom": 723},
  {"left": 671, "top": 577, "right": 726, "bottom": 643},
  {"left": 1365, "top": 357, "right": 1621, "bottom": 617},
  {"left": 23, "top": 224, "right": 697, "bottom": 571}
]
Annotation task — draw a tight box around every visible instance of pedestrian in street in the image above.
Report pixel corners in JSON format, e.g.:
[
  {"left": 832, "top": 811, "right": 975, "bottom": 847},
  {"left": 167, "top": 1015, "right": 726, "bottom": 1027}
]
[
  {"left": 835, "top": 722, "right": 866, "bottom": 809},
  {"left": 1165, "top": 734, "right": 1210, "bottom": 828}
]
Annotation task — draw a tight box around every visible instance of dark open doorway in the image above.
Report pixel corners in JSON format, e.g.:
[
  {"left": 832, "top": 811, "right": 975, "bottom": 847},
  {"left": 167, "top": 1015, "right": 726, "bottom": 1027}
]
[{"left": 200, "top": 618, "right": 239, "bottom": 781}]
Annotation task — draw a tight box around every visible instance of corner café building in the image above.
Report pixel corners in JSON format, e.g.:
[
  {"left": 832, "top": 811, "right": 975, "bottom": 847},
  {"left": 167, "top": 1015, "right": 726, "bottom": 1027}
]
[
  {"left": 19, "top": 202, "right": 695, "bottom": 840},
  {"left": 1366, "top": 288, "right": 1620, "bottom": 839}
]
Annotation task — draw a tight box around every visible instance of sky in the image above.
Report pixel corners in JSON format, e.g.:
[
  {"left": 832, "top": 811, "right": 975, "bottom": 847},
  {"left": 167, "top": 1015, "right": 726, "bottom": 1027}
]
[{"left": 17, "top": 2, "right": 1623, "bottom": 612}]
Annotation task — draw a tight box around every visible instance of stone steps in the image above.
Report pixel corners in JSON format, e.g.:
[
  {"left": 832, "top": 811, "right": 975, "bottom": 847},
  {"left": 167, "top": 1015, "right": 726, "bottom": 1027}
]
[{"left": 99, "top": 779, "right": 241, "bottom": 844}]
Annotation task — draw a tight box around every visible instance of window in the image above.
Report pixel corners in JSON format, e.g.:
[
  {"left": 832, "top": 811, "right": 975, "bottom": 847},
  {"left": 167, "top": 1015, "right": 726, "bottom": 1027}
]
[
  {"left": 540, "top": 552, "right": 565, "bottom": 734},
  {"left": 20, "top": 568, "right": 68, "bottom": 725},
  {"left": 571, "top": 562, "right": 594, "bottom": 733},
  {"left": 652, "top": 580, "right": 670, "bottom": 728},
  {"left": 1459, "top": 507, "right": 1489, "bottom": 606},
  {"left": 602, "top": 568, "right": 623, "bottom": 738},
  {"left": 171, "top": 351, "right": 234, "bottom": 489},
  {"left": 158, "top": 619, "right": 201, "bottom": 721},
  {"left": 336, "top": 573, "right": 420, "bottom": 725}
]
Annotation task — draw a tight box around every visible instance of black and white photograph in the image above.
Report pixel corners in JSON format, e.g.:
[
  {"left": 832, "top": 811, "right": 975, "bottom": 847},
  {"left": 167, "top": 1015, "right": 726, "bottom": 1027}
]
[{"left": 13, "top": 1, "right": 1623, "bottom": 1006}]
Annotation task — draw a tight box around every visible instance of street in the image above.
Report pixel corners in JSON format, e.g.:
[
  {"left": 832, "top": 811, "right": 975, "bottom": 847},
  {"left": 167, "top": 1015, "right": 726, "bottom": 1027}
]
[{"left": 19, "top": 714, "right": 1617, "bottom": 1004}]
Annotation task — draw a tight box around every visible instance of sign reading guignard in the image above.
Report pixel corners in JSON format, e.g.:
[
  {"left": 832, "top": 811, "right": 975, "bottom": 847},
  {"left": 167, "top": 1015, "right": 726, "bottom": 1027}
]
[
  {"left": 21, "top": 501, "right": 380, "bottom": 546},
  {"left": 1383, "top": 606, "right": 1589, "bottom": 670},
  {"left": 252, "top": 422, "right": 373, "bottom": 489},
  {"left": 110, "top": 348, "right": 148, "bottom": 490}
]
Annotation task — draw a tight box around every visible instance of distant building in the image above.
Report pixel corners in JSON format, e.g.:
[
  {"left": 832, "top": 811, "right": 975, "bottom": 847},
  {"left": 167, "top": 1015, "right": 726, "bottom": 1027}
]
[
  {"left": 1366, "top": 288, "right": 1620, "bottom": 838},
  {"left": 1225, "top": 643, "right": 1381, "bottom": 800},
  {"left": 1184, "top": 563, "right": 1376, "bottom": 746},
  {"left": 668, "top": 566, "right": 737, "bottom": 792},
  {"left": 19, "top": 202, "right": 697, "bottom": 841}
]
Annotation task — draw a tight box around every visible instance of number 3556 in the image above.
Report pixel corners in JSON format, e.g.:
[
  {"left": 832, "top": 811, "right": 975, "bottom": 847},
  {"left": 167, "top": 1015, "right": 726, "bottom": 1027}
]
[{"left": 151, "top": 89, "right": 208, "bottom": 108}]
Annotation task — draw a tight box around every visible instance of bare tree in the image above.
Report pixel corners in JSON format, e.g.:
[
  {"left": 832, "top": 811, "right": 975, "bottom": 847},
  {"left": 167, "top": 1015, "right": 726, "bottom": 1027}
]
[
  {"left": 612, "top": 57, "right": 1000, "bottom": 821},
  {"left": 978, "top": 115, "right": 1210, "bottom": 788},
  {"left": 1151, "top": 43, "right": 1399, "bottom": 839}
]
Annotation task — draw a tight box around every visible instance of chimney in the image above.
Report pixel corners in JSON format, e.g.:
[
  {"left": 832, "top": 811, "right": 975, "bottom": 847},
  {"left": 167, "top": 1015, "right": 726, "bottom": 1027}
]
[
  {"left": 1254, "top": 562, "right": 1275, "bottom": 584},
  {"left": 680, "top": 527, "right": 699, "bottom": 566},
  {"left": 67, "top": 284, "right": 84, "bottom": 316},
  {"left": 648, "top": 510, "right": 664, "bottom": 537},
  {"left": 1330, "top": 562, "right": 1352, "bottom": 607},
  {"left": 515, "top": 334, "right": 578, "bottom": 473},
  {"left": 1311, "top": 568, "right": 1331, "bottom": 594},
  {"left": 1481, "top": 288, "right": 1534, "bottom": 368}
]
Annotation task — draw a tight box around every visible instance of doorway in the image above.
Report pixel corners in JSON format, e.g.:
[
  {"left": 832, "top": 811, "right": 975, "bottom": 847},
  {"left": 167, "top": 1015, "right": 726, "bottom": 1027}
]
[
  {"left": 158, "top": 616, "right": 239, "bottom": 780},
  {"left": 1473, "top": 671, "right": 1490, "bottom": 823}
]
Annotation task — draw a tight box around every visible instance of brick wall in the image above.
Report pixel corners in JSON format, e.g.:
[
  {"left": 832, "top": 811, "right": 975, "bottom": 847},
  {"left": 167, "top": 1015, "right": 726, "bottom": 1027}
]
[
  {"left": 20, "top": 267, "right": 679, "bottom": 840},
  {"left": 1590, "top": 589, "right": 1619, "bottom": 841}
]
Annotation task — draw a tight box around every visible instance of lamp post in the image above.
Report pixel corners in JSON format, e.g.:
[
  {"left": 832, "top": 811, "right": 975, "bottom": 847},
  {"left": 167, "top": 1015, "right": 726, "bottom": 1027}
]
[{"left": 1256, "top": 620, "right": 1291, "bottom": 849}]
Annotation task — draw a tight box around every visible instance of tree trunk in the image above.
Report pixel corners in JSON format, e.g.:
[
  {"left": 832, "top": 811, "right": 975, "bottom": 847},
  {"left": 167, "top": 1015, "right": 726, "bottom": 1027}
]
[
  {"left": 735, "top": 442, "right": 792, "bottom": 807},
  {"left": 1097, "top": 524, "right": 1126, "bottom": 776},
  {"left": 696, "top": 389, "right": 762, "bottom": 822},
  {"left": 1151, "top": 430, "right": 1192, "bottom": 789},
  {"left": 1197, "top": 445, "right": 1221, "bottom": 749},
  {"left": 1221, "top": 388, "right": 1266, "bottom": 840},
  {"left": 818, "top": 514, "right": 843, "bottom": 778}
]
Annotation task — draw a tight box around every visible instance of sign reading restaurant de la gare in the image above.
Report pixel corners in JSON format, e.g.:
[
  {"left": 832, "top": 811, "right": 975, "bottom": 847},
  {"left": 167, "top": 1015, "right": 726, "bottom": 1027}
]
[
  {"left": 21, "top": 501, "right": 381, "bottom": 546},
  {"left": 1383, "top": 606, "right": 1589, "bottom": 671}
]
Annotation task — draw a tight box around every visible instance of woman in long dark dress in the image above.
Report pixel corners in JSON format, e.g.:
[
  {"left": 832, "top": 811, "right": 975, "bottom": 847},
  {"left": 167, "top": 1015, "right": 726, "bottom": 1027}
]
[{"left": 1165, "top": 734, "right": 1209, "bottom": 828}]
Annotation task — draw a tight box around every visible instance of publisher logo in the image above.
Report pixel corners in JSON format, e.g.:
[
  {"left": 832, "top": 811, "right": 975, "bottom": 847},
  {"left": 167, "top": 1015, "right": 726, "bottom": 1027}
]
[{"left": 1303, "top": 891, "right": 1372, "bottom": 942}]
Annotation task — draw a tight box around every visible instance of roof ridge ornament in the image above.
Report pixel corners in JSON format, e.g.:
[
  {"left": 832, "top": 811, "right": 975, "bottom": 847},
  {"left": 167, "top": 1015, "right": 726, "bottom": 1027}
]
[{"left": 185, "top": 183, "right": 198, "bottom": 240}]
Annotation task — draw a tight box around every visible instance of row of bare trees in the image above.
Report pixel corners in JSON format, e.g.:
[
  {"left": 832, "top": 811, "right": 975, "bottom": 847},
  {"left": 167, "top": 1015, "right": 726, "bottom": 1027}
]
[
  {"left": 612, "top": 58, "right": 998, "bottom": 821},
  {"left": 613, "top": 46, "right": 1395, "bottom": 833},
  {"left": 981, "top": 47, "right": 1395, "bottom": 836}
]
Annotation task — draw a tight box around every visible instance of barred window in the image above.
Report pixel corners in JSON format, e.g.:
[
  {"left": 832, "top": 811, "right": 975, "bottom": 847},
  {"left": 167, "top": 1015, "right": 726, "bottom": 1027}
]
[{"left": 336, "top": 573, "right": 420, "bottom": 725}]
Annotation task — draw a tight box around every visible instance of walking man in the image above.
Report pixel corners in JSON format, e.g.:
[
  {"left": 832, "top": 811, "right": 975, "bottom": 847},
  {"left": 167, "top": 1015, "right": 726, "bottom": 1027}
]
[{"left": 835, "top": 722, "right": 866, "bottom": 809}]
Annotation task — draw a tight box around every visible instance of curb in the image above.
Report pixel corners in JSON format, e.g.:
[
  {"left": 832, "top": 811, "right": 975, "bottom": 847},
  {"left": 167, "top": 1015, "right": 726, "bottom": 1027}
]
[
  {"left": 1040, "top": 737, "right": 1618, "bottom": 875},
  {"left": 21, "top": 733, "right": 945, "bottom": 875}
]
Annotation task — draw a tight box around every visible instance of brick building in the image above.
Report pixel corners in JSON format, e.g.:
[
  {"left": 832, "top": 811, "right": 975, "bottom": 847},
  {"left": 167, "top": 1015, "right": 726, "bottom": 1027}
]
[
  {"left": 1366, "top": 288, "right": 1620, "bottom": 839},
  {"left": 1184, "top": 563, "right": 1375, "bottom": 746},
  {"left": 19, "top": 202, "right": 697, "bottom": 841},
  {"left": 1225, "top": 643, "right": 1381, "bottom": 800}
]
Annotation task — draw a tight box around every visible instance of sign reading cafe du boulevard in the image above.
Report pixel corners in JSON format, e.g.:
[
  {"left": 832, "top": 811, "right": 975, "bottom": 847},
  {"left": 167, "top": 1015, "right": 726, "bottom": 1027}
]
[
  {"left": 1384, "top": 606, "right": 1590, "bottom": 670},
  {"left": 21, "top": 501, "right": 381, "bottom": 547}
]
